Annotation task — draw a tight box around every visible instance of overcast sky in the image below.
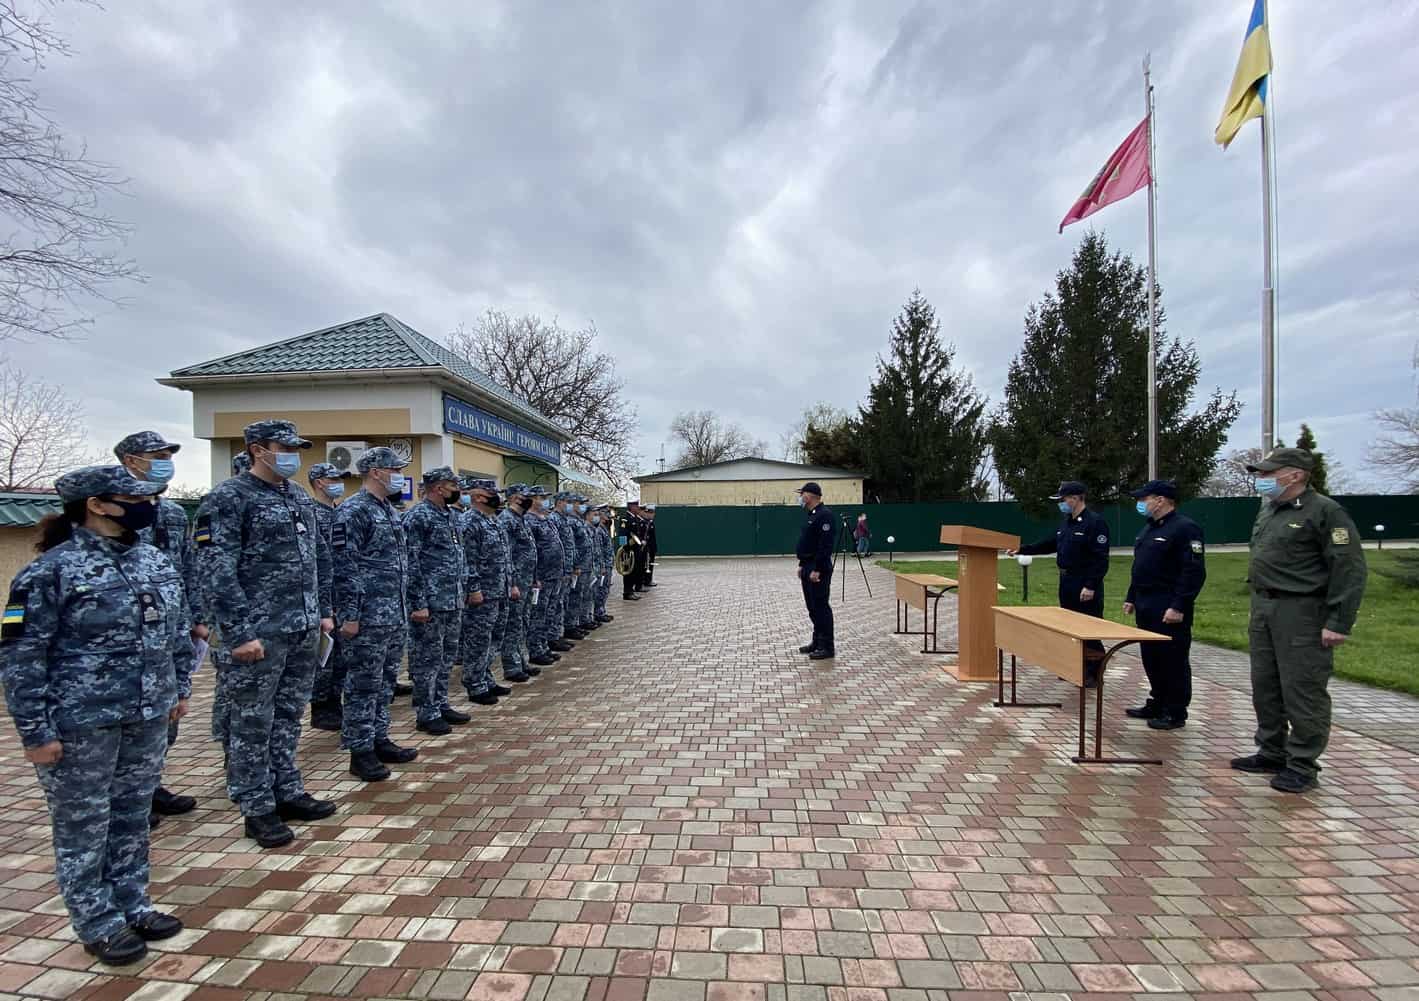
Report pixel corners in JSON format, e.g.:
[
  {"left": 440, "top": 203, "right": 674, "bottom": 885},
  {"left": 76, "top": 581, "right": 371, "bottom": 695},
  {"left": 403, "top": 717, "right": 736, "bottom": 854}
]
[{"left": 10, "top": 0, "right": 1418, "bottom": 491}]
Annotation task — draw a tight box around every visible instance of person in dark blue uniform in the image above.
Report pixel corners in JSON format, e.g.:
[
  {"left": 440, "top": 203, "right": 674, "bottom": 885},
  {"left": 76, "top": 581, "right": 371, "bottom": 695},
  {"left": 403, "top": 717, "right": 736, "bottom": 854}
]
[
  {"left": 1012, "top": 480, "right": 1111, "bottom": 682},
  {"left": 794, "top": 482, "right": 837, "bottom": 660},
  {"left": 1123, "top": 479, "right": 1206, "bottom": 730}
]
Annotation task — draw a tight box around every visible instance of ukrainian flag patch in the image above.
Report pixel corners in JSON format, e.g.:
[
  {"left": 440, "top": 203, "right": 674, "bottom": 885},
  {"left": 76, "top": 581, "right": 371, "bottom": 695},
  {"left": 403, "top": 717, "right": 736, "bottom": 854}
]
[
  {"left": 2, "top": 589, "right": 27, "bottom": 639},
  {"left": 193, "top": 513, "right": 213, "bottom": 547}
]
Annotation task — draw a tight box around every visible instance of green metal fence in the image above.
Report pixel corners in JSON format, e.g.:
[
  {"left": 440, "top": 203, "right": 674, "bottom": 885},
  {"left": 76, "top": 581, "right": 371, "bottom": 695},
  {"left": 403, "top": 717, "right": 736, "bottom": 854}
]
[{"left": 652, "top": 495, "right": 1419, "bottom": 557}]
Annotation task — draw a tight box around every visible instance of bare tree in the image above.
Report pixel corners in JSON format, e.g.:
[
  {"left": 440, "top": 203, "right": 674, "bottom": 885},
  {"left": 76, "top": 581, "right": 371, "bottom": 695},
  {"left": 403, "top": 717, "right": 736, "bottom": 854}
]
[
  {"left": 1200, "top": 446, "right": 1264, "bottom": 497},
  {"left": 447, "top": 310, "right": 638, "bottom": 486},
  {"left": 668, "top": 410, "right": 765, "bottom": 469},
  {"left": 1368, "top": 343, "right": 1419, "bottom": 492},
  {"left": 779, "top": 402, "right": 847, "bottom": 463},
  {"left": 0, "top": 0, "right": 141, "bottom": 341},
  {"left": 0, "top": 358, "right": 90, "bottom": 488}
]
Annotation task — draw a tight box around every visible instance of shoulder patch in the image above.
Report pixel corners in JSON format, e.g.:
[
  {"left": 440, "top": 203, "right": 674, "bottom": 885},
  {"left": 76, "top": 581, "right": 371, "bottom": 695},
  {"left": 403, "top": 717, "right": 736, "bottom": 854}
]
[
  {"left": 822, "top": 522, "right": 832, "bottom": 531},
  {"left": 193, "top": 513, "right": 213, "bottom": 546},
  {"left": 331, "top": 523, "right": 347, "bottom": 549},
  {"left": 1190, "top": 540, "right": 1203, "bottom": 554},
  {"left": 2, "top": 589, "right": 27, "bottom": 639},
  {"left": 1097, "top": 535, "right": 1108, "bottom": 544},
  {"left": 1331, "top": 527, "right": 1350, "bottom": 545}
]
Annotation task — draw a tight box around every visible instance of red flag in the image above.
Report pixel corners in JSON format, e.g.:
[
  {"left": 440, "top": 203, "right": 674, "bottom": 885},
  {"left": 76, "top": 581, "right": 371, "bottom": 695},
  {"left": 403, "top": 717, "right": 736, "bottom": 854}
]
[{"left": 1059, "top": 117, "right": 1151, "bottom": 233}]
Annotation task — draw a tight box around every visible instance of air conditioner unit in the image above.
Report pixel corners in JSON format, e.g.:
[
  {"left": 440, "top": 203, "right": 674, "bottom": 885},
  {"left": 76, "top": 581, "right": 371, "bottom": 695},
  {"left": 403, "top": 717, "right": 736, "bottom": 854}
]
[{"left": 326, "top": 441, "right": 368, "bottom": 473}]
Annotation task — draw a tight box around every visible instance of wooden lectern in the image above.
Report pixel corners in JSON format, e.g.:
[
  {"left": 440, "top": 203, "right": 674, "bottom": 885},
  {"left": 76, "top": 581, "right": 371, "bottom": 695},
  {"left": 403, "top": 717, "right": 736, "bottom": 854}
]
[{"left": 939, "top": 525, "right": 1020, "bottom": 681}]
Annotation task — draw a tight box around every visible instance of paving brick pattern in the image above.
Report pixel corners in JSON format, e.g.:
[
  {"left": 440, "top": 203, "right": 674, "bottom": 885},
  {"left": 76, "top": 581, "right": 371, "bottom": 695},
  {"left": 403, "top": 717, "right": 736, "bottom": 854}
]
[{"left": 1, "top": 556, "right": 1417, "bottom": 1001}]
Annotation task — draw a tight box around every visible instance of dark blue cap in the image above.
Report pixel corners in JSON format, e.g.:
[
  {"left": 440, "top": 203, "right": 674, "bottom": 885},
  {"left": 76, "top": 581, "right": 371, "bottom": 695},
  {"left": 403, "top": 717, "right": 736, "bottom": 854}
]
[
  {"left": 56, "top": 465, "right": 167, "bottom": 503},
  {"left": 1131, "top": 479, "right": 1179, "bottom": 500},
  {"left": 1049, "top": 480, "right": 1088, "bottom": 500}
]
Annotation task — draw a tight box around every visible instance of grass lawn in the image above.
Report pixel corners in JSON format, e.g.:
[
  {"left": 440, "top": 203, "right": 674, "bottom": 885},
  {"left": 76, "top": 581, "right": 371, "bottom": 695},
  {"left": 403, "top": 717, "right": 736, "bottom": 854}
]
[{"left": 878, "top": 551, "right": 1419, "bottom": 698}]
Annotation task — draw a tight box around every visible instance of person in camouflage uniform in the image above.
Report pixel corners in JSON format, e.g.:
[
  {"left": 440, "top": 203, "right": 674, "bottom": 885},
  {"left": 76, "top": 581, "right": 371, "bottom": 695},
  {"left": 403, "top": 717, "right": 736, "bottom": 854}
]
[
  {"left": 306, "top": 462, "right": 353, "bottom": 731},
  {"left": 114, "top": 431, "right": 203, "bottom": 824},
  {"left": 550, "top": 492, "right": 582, "bottom": 642},
  {"left": 525, "top": 486, "right": 564, "bottom": 667},
  {"left": 461, "top": 479, "right": 520, "bottom": 700},
  {"left": 403, "top": 466, "right": 471, "bottom": 736},
  {"left": 498, "top": 483, "right": 541, "bottom": 681},
  {"left": 200, "top": 451, "right": 251, "bottom": 758},
  {"left": 333, "top": 447, "right": 419, "bottom": 781},
  {"left": 1, "top": 466, "right": 192, "bottom": 965},
  {"left": 592, "top": 504, "right": 616, "bottom": 623},
  {"left": 569, "top": 495, "right": 598, "bottom": 632},
  {"left": 195, "top": 420, "right": 335, "bottom": 849}
]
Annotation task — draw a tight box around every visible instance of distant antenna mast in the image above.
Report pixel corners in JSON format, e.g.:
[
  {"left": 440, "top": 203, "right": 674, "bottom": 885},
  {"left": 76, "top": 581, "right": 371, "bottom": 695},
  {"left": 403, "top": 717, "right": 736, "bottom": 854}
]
[{"left": 658, "top": 443, "right": 666, "bottom": 473}]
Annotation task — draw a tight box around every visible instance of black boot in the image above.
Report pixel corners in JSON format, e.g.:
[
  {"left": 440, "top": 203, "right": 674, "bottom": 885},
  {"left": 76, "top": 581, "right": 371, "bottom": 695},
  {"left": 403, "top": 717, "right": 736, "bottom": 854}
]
[
  {"left": 529, "top": 653, "right": 557, "bottom": 666},
  {"left": 350, "top": 750, "right": 391, "bottom": 782},
  {"left": 84, "top": 927, "right": 147, "bottom": 966},
  {"left": 798, "top": 636, "right": 819, "bottom": 654},
  {"left": 392, "top": 682, "right": 414, "bottom": 698},
  {"left": 416, "top": 716, "right": 452, "bottom": 735},
  {"left": 151, "top": 786, "right": 196, "bottom": 816},
  {"left": 276, "top": 793, "right": 338, "bottom": 821},
  {"left": 550, "top": 639, "right": 575, "bottom": 651},
  {"left": 809, "top": 647, "right": 836, "bottom": 661},
  {"left": 469, "top": 690, "right": 500, "bottom": 705},
  {"left": 442, "top": 707, "right": 472, "bottom": 724},
  {"left": 310, "top": 699, "right": 343, "bottom": 732},
  {"left": 130, "top": 911, "right": 183, "bottom": 941},
  {"left": 244, "top": 811, "right": 295, "bottom": 849},
  {"left": 374, "top": 738, "right": 418, "bottom": 764}
]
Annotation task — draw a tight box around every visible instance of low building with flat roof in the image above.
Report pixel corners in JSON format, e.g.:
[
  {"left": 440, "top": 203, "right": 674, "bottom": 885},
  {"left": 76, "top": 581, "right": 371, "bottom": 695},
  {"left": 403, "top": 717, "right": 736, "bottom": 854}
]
[{"left": 633, "top": 457, "right": 863, "bottom": 507}]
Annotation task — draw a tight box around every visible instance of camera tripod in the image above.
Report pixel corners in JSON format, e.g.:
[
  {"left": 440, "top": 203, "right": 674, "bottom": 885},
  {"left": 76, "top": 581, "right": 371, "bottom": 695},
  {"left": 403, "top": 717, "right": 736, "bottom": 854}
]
[{"left": 833, "top": 516, "right": 872, "bottom": 598}]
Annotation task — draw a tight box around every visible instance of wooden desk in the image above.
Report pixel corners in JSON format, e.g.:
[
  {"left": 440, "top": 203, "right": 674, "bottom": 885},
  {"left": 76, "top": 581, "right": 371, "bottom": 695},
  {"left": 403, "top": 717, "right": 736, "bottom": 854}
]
[
  {"left": 892, "top": 573, "right": 959, "bottom": 654},
  {"left": 992, "top": 606, "right": 1171, "bottom": 766}
]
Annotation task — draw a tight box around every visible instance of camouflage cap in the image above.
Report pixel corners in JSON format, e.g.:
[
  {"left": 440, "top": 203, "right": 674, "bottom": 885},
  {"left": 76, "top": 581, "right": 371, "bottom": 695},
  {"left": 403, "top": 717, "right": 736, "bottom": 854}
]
[
  {"left": 307, "top": 461, "right": 353, "bottom": 482},
  {"left": 231, "top": 452, "right": 252, "bottom": 475},
  {"left": 524, "top": 484, "right": 549, "bottom": 497},
  {"left": 1246, "top": 447, "right": 1315, "bottom": 473},
  {"left": 113, "top": 430, "right": 182, "bottom": 459},
  {"left": 553, "top": 491, "right": 569, "bottom": 502},
  {"left": 421, "top": 465, "right": 458, "bottom": 485},
  {"left": 356, "top": 446, "right": 409, "bottom": 474},
  {"left": 243, "top": 419, "right": 312, "bottom": 448},
  {"left": 465, "top": 478, "right": 497, "bottom": 492},
  {"left": 502, "top": 482, "right": 529, "bottom": 496},
  {"left": 57, "top": 464, "right": 167, "bottom": 503}
]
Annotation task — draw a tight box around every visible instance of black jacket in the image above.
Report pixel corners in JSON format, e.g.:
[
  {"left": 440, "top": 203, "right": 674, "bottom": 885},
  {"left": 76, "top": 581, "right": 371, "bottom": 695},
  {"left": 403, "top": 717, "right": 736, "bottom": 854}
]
[
  {"left": 1020, "top": 506, "right": 1111, "bottom": 590},
  {"left": 796, "top": 503, "right": 836, "bottom": 574}
]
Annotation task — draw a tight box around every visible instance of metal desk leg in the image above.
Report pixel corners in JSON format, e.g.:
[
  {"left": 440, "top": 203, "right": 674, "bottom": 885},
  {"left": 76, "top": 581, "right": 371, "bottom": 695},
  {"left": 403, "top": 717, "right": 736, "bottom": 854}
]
[
  {"left": 1071, "top": 641, "right": 1164, "bottom": 766},
  {"left": 993, "top": 652, "right": 1063, "bottom": 709},
  {"left": 920, "top": 586, "right": 957, "bottom": 656}
]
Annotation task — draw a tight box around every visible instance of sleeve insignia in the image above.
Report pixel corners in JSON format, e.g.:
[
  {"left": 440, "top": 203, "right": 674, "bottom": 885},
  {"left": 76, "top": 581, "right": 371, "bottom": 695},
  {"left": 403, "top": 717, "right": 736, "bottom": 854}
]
[
  {"left": 822, "top": 523, "right": 831, "bottom": 532},
  {"left": 2, "top": 588, "right": 28, "bottom": 639},
  {"left": 331, "top": 523, "right": 348, "bottom": 549},
  {"left": 1190, "top": 540, "right": 1203, "bottom": 554},
  {"left": 1331, "top": 527, "right": 1350, "bottom": 545},
  {"left": 1097, "top": 535, "right": 1108, "bottom": 544},
  {"left": 193, "top": 513, "right": 213, "bottom": 547}
]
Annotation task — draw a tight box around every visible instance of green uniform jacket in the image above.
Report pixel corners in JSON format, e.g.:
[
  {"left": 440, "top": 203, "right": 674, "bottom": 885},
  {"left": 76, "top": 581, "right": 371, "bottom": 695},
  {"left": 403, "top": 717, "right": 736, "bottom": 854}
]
[{"left": 1247, "top": 489, "right": 1367, "bottom": 633}]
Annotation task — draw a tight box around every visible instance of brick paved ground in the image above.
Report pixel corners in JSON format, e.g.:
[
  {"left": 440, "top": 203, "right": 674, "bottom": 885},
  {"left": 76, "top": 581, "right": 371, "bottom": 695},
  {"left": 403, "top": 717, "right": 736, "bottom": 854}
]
[{"left": 1, "top": 556, "right": 1417, "bottom": 1001}]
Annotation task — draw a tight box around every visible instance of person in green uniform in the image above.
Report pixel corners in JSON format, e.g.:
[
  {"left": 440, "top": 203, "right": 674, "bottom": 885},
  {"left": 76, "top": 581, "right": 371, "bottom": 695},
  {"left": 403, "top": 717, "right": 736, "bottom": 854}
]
[{"left": 1231, "top": 447, "right": 1367, "bottom": 794}]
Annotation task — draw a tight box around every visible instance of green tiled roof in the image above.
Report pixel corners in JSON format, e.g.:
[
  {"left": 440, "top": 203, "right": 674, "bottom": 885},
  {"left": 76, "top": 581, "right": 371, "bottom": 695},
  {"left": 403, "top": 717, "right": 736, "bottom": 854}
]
[
  {"left": 0, "top": 492, "right": 62, "bottom": 528},
  {"left": 167, "top": 313, "right": 560, "bottom": 435}
]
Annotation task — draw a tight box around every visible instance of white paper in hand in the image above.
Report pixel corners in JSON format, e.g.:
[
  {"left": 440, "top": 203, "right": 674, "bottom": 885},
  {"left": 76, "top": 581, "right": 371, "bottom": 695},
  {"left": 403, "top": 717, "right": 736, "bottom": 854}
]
[
  {"left": 318, "top": 631, "right": 335, "bottom": 668},
  {"left": 191, "top": 638, "right": 210, "bottom": 675}
]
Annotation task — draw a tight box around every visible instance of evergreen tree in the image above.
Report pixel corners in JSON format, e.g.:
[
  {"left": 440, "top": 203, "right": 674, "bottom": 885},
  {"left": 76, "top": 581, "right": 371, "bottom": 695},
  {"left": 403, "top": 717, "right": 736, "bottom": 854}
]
[
  {"left": 990, "top": 232, "right": 1242, "bottom": 516},
  {"left": 857, "top": 290, "right": 990, "bottom": 502},
  {"left": 1295, "top": 423, "right": 1329, "bottom": 494},
  {"left": 801, "top": 413, "right": 866, "bottom": 471}
]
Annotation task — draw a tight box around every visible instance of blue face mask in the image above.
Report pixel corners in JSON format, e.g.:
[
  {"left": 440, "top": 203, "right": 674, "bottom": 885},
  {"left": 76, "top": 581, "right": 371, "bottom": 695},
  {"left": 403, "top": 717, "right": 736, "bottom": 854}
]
[
  {"left": 460, "top": 493, "right": 472, "bottom": 507},
  {"left": 386, "top": 472, "right": 407, "bottom": 495},
  {"left": 323, "top": 482, "right": 345, "bottom": 499},
  {"left": 798, "top": 496, "right": 808, "bottom": 508},
  {"left": 1058, "top": 501, "right": 1073, "bottom": 515},
  {"left": 1255, "top": 477, "right": 1282, "bottom": 498},
  {"left": 579, "top": 503, "right": 589, "bottom": 514},
  {"left": 1136, "top": 500, "right": 1150, "bottom": 517},
  {"left": 540, "top": 499, "right": 552, "bottom": 511},
  {"left": 144, "top": 458, "right": 175, "bottom": 483},
  {"left": 265, "top": 451, "right": 302, "bottom": 479}
]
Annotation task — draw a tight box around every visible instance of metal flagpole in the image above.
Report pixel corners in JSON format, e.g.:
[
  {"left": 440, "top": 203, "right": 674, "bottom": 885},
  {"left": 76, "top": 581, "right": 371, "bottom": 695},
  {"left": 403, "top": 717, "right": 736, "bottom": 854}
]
[
  {"left": 1259, "top": 0, "right": 1276, "bottom": 454},
  {"left": 1144, "top": 56, "right": 1159, "bottom": 480}
]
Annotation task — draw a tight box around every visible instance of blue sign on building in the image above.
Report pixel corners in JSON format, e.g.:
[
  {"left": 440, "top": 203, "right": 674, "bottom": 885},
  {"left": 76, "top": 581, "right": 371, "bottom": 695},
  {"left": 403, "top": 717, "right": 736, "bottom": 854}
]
[{"left": 443, "top": 394, "right": 562, "bottom": 465}]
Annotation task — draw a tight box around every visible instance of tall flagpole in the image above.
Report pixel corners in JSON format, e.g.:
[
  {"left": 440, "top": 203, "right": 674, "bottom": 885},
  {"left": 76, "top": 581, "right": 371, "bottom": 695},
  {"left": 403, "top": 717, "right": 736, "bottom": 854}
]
[
  {"left": 1260, "top": 0, "right": 1276, "bottom": 453},
  {"left": 1144, "top": 56, "right": 1159, "bottom": 480}
]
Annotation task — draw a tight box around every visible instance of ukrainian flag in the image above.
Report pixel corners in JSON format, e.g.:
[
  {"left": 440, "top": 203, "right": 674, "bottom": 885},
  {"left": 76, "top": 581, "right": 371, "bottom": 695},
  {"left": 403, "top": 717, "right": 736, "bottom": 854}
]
[{"left": 1214, "top": 0, "right": 1271, "bottom": 149}]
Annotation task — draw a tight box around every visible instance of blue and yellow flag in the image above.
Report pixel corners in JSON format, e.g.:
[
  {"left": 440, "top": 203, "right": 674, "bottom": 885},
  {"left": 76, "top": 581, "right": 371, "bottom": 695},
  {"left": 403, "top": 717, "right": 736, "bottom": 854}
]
[{"left": 1214, "top": 0, "right": 1271, "bottom": 148}]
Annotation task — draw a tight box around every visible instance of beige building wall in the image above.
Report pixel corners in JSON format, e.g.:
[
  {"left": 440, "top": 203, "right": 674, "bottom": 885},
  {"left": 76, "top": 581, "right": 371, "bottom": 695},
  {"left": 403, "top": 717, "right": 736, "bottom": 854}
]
[
  {"left": 453, "top": 440, "right": 507, "bottom": 483},
  {"left": 0, "top": 526, "right": 39, "bottom": 596},
  {"left": 640, "top": 477, "right": 862, "bottom": 507}
]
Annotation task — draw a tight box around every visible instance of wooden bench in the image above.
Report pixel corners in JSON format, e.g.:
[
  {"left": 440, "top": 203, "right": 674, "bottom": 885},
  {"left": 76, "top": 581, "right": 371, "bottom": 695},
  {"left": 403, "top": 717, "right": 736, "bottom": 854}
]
[
  {"left": 992, "top": 606, "right": 1170, "bottom": 766},
  {"left": 892, "top": 573, "right": 959, "bottom": 654}
]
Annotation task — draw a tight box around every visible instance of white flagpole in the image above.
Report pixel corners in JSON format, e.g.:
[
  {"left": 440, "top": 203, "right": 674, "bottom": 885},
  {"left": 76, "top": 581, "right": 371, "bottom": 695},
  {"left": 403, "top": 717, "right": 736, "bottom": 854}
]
[
  {"left": 1144, "top": 56, "right": 1159, "bottom": 480},
  {"left": 1260, "top": 0, "right": 1276, "bottom": 453}
]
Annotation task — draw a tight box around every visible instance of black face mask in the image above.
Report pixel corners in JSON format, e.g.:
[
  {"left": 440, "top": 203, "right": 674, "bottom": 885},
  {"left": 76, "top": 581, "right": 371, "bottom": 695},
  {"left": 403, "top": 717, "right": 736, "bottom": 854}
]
[
  {"left": 104, "top": 498, "right": 158, "bottom": 532},
  {"left": 488, "top": 495, "right": 503, "bottom": 510}
]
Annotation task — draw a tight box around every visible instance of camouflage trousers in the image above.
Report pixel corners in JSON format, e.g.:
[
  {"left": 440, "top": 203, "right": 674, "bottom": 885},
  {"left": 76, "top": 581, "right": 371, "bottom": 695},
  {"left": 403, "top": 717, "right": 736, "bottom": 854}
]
[
  {"left": 210, "top": 645, "right": 231, "bottom": 748},
  {"left": 310, "top": 629, "right": 347, "bottom": 706},
  {"left": 576, "top": 572, "right": 597, "bottom": 627},
  {"left": 563, "top": 574, "right": 585, "bottom": 631},
  {"left": 410, "top": 609, "right": 460, "bottom": 725},
  {"left": 500, "top": 589, "right": 531, "bottom": 678},
  {"left": 595, "top": 570, "right": 611, "bottom": 618},
  {"left": 460, "top": 599, "right": 504, "bottom": 695},
  {"left": 527, "top": 580, "right": 557, "bottom": 656},
  {"left": 33, "top": 716, "right": 167, "bottom": 944},
  {"left": 340, "top": 624, "right": 405, "bottom": 753},
  {"left": 225, "top": 629, "right": 317, "bottom": 817}
]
